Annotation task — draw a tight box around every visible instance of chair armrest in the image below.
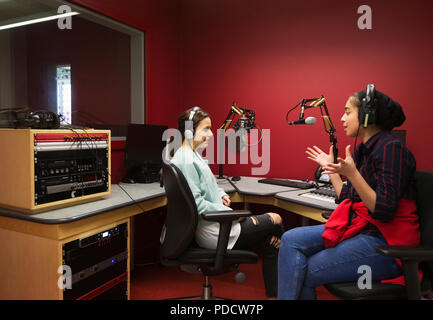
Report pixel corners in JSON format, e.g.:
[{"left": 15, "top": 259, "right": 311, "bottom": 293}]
[
  {"left": 376, "top": 245, "right": 433, "bottom": 300},
  {"left": 200, "top": 210, "right": 252, "bottom": 275},
  {"left": 376, "top": 245, "right": 433, "bottom": 262},
  {"left": 201, "top": 210, "right": 252, "bottom": 222}
]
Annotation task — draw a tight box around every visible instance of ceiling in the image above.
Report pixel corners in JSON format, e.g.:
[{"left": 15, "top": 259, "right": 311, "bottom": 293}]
[{"left": 0, "top": 0, "right": 58, "bottom": 25}]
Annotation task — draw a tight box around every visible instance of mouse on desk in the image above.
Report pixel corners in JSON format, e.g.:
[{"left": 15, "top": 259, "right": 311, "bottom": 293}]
[{"left": 231, "top": 176, "right": 241, "bottom": 182}]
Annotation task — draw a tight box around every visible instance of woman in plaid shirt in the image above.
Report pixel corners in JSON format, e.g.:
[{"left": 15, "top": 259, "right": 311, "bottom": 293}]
[{"left": 278, "top": 87, "right": 418, "bottom": 300}]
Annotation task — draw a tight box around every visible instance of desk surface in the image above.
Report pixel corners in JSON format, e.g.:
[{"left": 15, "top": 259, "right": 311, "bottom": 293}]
[
  {"left": 0, "top": 183, "right": 164, "bottom": 224},
  {"left": 227, "top": 176, "right": 300, "bottom": 195},
  {"left": 0, "top": 178, "right": 237, "bottom": 224},
  {"left": 0, "top": 176, "right": 337, "bottom": 224}
]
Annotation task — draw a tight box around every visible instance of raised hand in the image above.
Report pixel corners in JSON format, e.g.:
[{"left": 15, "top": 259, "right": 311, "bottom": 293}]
[
  {"left": 322, "top": 145, "right": 356, "bottom": 179},
  {"left": 306, "top": 145, "right": 334, "bottom": 167}
]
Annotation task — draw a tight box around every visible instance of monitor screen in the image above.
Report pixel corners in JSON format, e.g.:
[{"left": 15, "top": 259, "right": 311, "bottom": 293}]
[{"left": 125, "top": 124, "right": 168, "bottom": 168}]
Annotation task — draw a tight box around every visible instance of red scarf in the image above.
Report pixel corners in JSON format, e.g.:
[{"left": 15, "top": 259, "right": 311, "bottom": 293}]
[{"left": 322, "top": 198, "right": 421, "bottom": 285}]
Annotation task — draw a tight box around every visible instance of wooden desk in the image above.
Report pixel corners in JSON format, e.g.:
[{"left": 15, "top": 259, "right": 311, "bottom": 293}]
[
  {"left": 0, "top": 177, "right": 336, "bottom": 299},
  {"left": 0, "top": 183, "right": 167, "bottom": 300}
]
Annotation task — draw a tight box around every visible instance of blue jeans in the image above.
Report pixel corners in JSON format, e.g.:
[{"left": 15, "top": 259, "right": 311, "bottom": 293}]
[{"left": 278, "top": 225, "right": 402, "bottom": 300}]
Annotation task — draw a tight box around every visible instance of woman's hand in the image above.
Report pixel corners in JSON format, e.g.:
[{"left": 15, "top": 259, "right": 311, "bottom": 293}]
[
  {"left": 222, "top": 195, "right": 231, "bottom": 206},
  {"left": 322, "top": 145, "right": 357, "bottom": 179},
  {"left": 306, "top": 145, "right": 348, "bottom": 199},
  {"left": 306, "top": 145, "right": 334, "bottom": 167}
]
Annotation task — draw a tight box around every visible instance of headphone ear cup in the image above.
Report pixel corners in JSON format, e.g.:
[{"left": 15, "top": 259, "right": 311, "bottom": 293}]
[
  {"left": 359, "top": 106, "right": 367, "bottom": 127},
  {"left": 359, "top": 85, "right": 376, "bottom": 128},
  {"left": 51, "top": 112, "right": 60, "bottom": 128},
  {"left": 185, "top": 129, "right": 193, "bottom": 140},
  {"left": 359, "top": 98, "right": 367, "bottom": 127},
  {"left": 359, "top": 105, "right": 376, "bottom": 128},
  {"left": 184, "top": 118, "right": 194, "bottom": 140},
  {"left": 368, "top": 99, "right": 376, "bottom": 125}
]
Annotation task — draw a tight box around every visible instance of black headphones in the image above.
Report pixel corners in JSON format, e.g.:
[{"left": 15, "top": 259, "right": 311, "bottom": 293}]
[
  {"left": 14, "top": 110, "right": 60, "bottom": 129},
  {"left": 358, "top": 83, "right": 376, "bottom": 128},
  {"left": 184, "top": 106, "right": 201, "bottom": 140}
]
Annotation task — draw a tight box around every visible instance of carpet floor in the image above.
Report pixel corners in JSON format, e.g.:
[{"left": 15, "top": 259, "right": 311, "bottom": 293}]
[{"left": 130, "top": 260, "right": 339, "bottom": 300}]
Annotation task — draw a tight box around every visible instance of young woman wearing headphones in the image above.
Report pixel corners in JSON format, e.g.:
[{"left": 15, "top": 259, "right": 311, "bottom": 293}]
[
  {"left": 170, "top": 107, "right": 283, "bottom": 299},
  {"left": 278, "top": 85, "right": 420, "bottom": 300}
]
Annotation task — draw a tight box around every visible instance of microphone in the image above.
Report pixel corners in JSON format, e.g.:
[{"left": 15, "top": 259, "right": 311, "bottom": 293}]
[
  {"left": 225, "top": 128, "right": 247, "bottom": 153},
  {"left": 288, "top": 116, "right": 316, "bottom": 125}
]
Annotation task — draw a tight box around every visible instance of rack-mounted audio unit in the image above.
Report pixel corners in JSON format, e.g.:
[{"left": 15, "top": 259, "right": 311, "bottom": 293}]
[{"left": 0, "top": 128, "right": 111, "bottom": 213}]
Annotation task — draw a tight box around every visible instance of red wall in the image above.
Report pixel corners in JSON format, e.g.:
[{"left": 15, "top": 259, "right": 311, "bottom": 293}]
[
  {"left": 180, "top": 0, "right": 433, "bottom": 179},
  {"left": 71, "top": 0, "right": 433, "bottom": 180}
]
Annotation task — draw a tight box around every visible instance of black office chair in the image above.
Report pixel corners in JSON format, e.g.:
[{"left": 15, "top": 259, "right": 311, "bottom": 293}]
[
  {"left": 324, "top": 170, "right": 433, "bottom": 300},
  {"left": 159, "top": 162, "right": 258, "bottom": 299}
]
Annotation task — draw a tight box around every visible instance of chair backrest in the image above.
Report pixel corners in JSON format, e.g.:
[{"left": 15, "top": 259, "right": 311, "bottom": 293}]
[
  {"left": 160, "top": 162, "right": 198, "bottom": 261},
  {"left": 415, "top": 170, "right": 433, "bottom": 278}
]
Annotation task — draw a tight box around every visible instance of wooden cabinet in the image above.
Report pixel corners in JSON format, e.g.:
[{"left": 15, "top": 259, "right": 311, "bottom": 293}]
[{"left": 0, "top": 215, "right": 130, "bottom": 300}]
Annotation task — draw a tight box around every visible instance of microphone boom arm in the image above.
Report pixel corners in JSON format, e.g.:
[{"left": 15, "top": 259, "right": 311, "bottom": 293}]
[
  {"left": 217, "top": 102, "right": 261, "bottom": 178},
  {"left": 318, "top": 99, "right": 338, "bottom": 164},
  {"left": 287, "top": 95, "right": 338, "bottom": 164}
]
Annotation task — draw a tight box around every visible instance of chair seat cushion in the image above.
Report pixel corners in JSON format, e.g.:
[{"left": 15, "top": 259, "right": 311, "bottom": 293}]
[
  {"left": 325, "top": 277, "right": 431, "bottom": 299},
  {"left": 178, "top": 248, "right": 258, "bottom": 266}
]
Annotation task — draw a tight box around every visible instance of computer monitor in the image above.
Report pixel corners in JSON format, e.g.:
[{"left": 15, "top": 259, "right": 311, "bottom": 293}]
[{"left": 123, "top": 123, "right": 168, "bottom": 183}]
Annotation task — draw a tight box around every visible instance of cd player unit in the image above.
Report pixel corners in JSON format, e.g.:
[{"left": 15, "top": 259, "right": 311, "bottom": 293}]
[{"left": 0, "top": 128, "right": 111, "bottom": 213}]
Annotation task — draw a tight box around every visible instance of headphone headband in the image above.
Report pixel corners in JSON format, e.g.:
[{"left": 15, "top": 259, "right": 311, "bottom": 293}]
[
  {"left": 185, "top": 106, "right": 201, "bottom": 141},
  {"left": 188, "top": 106, "right": 200, "bottom": 121},
  {"left": 365, "top": 84, "right": 375, "bottom": 104}
]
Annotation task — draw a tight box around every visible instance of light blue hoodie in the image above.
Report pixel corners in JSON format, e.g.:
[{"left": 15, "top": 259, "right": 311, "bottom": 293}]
[{"left": 171, "top": 146, "right": 241, "bottom": 249}]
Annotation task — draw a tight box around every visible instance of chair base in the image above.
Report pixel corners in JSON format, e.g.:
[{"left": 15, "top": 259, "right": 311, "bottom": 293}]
[
  {"left": 194, "top": 282, "right": 225, "bottom": 300},
  {"left": 202, "top": 282, "right": 214, "bottom": 300},
  {"left": 165, "top": 276, "right": 229, "bottom": 300}
]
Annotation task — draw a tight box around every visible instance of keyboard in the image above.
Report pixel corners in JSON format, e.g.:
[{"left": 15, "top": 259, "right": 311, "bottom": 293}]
[
  {"left": 300, "top": 186, "right": 337, "bottom": 203},
  {"left": 258, "top": 178, "right": 315, "bottom": 189},
  {"left": 311, "top": 187, "right": 336, "bottom": 198}
]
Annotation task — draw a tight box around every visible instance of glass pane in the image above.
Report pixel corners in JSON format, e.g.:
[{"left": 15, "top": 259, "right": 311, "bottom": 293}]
[{"left": 56, "top": 65, "right": 71, "bottom": 124}]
